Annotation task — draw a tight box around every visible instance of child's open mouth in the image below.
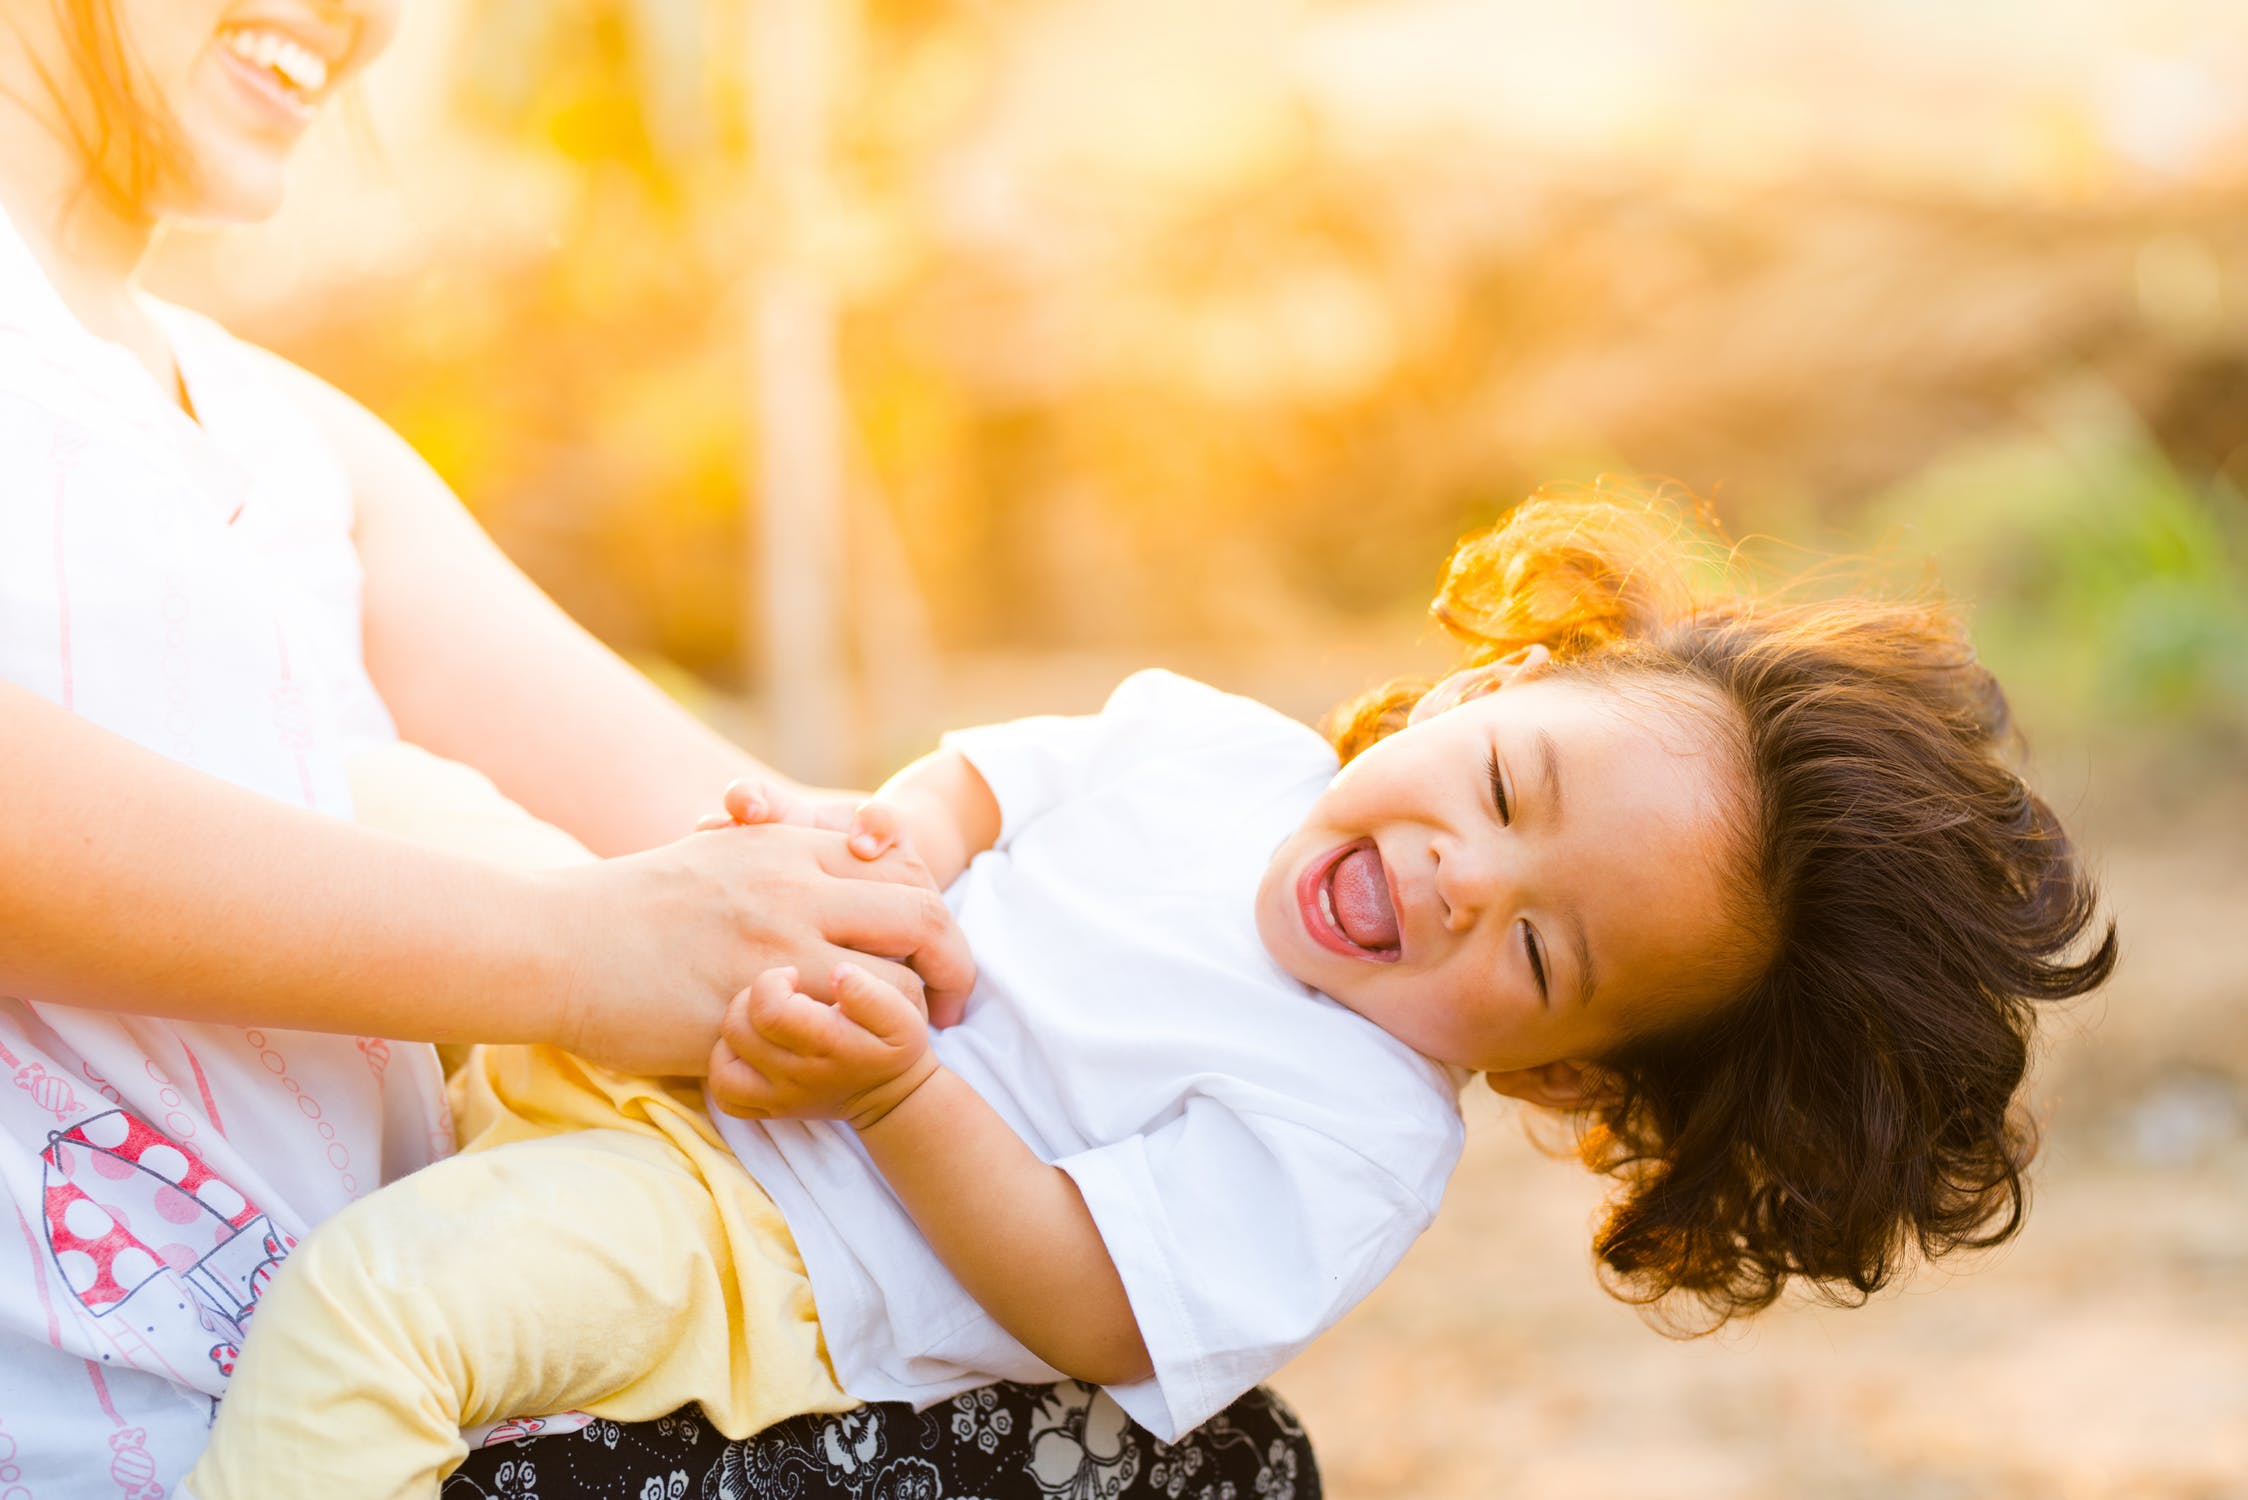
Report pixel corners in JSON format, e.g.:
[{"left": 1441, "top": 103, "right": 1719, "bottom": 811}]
[{"left": 1298, "top": 839, "right": 1402, "bottom": 962}]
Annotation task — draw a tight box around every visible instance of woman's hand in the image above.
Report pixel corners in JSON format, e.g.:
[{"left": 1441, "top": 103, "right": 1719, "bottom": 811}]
[
  {"left": 708, "top": 962, "right": 938, "bottom": 1128},
  {"left": 544, "top": 822, "right": 973, "bottom": 1077}
]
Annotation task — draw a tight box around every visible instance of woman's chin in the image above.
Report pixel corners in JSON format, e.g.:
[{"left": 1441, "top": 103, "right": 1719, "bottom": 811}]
[{"left": 159, "top": 158, "right": 293, "bottom": 228}]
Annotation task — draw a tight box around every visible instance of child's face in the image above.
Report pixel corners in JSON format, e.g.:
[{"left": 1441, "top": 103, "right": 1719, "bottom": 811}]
[{"left": 1255, "top": 654, "right": 1753, "bottom": 1100}]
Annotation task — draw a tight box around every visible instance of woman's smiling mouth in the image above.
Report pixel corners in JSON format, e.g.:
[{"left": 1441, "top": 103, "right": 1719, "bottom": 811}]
[
  {"left": 1297, "top": 839, "right": 1403, "bottom": 962},
  {"left": 212, "top": 17, "right": 347, "bottom": 128}
]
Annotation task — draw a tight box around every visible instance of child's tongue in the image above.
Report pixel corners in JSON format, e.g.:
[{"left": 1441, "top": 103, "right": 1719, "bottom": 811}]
[{"left": 1331, "top": 845, "right": 1399, "bottom": 951}]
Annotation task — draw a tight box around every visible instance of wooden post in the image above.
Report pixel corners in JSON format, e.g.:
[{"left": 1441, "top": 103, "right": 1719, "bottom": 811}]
[{"left": 747, "top": 0, "right": 848, "bottom": 779}]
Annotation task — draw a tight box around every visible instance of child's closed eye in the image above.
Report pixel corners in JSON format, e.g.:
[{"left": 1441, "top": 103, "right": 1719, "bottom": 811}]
[{"left": 1485, "top": 747, "right": 1511, "bottom": 824}]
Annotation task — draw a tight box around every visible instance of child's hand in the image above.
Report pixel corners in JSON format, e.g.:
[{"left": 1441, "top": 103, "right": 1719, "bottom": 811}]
[
  {"left": 698, "top": 782, "right": 968, "bottom": 1029},
  {"left": 838, "top": 800, "right": 906, "bottom": 862},
  {"left": 699, "top": 781, "right": 909, "bottom": 864},
  {"left": 695, "top": 779, "right": 848, "bottom": 835},
  {"left": 709, "top": 962, "right": 937, "bottom": 1130}
]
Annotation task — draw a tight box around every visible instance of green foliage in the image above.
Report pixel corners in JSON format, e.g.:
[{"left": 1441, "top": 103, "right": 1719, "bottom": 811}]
[{"left": 1864, "top": 378, "right": 2248, "bottom": 740}]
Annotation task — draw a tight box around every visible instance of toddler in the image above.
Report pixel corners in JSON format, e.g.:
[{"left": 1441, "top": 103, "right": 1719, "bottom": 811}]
[{"left": 184, "top": 496, "right": 2116, "bottom": 1497}]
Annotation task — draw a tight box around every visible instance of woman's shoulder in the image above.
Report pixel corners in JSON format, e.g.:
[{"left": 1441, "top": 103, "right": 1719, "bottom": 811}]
[
  {"left": 168, "top": 308, "right": 454, "bottom": 529},
  {"left": 144, "top": 298, "right": 368, "bottom": 450},
  {"left": 0, "top": 293, "right": 341, "bottom": 488},
  {"left": 145, "top": 299, "right": 455, "bottom": 541}
]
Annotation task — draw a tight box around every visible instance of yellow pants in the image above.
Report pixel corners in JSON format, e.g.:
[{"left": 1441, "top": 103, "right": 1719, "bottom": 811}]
[{"left": 184, "top": 747, "right": 855, "bottom": 1499}]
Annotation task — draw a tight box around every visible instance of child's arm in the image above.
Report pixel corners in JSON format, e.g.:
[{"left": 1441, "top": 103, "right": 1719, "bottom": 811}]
[
  {"left": 710, "top": 962, "right": 1152, "bottom": 1387},
  {"left": 715, "top": 748, "right": 1000, "bottom": 893},
  {"left": 860, "top": 1063, "right": 1151, "bottom": 1385},
  {"left": 865, "top": 748, "right": 1001, "bottom": 891}
]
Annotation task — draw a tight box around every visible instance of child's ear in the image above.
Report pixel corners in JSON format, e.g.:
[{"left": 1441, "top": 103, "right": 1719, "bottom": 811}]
[
  {"left": 1408, "top": 644, "right": 1553, "bottom": 725},
  {"left": 1483, "top": 1058, "right": 1615, "bottom": 1112}
]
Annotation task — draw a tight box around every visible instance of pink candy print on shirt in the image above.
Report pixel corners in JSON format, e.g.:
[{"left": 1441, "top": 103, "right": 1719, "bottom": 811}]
[
  {"left": 2, "top": 1033, "right": 86, "bottom": 1121},
  {"left": 242, "top": 1029, "right": 356, "bottom": 1195},
  {"left": 12, "top": 1063, "right": 82, "bottom": 1122},
  {"left": 269, "top": 624, "right": 318, "bottom": 809}
]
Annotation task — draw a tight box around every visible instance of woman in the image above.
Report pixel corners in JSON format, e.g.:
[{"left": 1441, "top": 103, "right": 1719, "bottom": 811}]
[{"left": 0, "top": 3, "right": 1314, "bottom": 1495}]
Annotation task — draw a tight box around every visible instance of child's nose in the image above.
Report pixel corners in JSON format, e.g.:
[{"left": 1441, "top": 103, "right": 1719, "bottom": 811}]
[{"left": 1433, "top": 836, "right": 1519, "bottom": 932}]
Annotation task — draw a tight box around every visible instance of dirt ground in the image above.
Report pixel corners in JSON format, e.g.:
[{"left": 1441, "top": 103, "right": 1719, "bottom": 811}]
[{"left": 1272, "top": 791, "right": 2248, "bottom": 1499}]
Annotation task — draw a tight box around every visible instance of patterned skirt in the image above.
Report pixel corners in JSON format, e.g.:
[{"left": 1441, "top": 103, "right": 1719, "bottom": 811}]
[{"left": 443, "top": 1382, "right": 1317, "bottom": 1500}]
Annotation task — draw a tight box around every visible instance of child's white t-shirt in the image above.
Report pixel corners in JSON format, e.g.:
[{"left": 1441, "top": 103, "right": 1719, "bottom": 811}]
[{"left": 714, "top": 669, "right": 1467, "bottom": 1441}]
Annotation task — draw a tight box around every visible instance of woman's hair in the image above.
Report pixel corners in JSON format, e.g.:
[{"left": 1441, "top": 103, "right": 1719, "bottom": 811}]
[
  {"left": 1328, "top": 491, "right": 2119, "bottom": 1329},
  {"left": 28, "top": 0, "right": 184, "bottom": 223}
]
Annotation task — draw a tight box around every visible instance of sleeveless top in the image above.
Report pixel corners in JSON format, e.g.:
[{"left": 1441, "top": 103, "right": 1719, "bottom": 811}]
[{"left": 0, "top": 205, "right": 452, "bottom": 1498}]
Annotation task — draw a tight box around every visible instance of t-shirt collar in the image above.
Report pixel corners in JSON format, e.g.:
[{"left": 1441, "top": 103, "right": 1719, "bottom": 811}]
[
  {"left": 0, "top": 197, "right": 95, "bottom": 344},
  {"left": 0, "top": 197, "right": 215, "bottom": 441}
]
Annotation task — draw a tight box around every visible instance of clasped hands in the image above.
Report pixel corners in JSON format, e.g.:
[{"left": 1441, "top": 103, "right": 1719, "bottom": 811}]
[{"left": 698, "top": 782, "right": 949, "bottom": 1130}]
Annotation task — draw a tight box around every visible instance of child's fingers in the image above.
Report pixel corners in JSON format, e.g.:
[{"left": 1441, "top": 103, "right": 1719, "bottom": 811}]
[
  {"left": 746, "top": 975, "right": 843, "bottom": 1057},
  {"left": 723, "top": 968, "right": 796, "bottom": 1054},
  {"left": 748, "top": 964, "right": 801, "bottom": 1006},
  {"left": 796, "top": 944, "right": 929, "bottom": 1017},
  {"left": 831, "top": 961, "right": 923, "bottom": 1045},
  {"left": 694, "top": 812, "right": 735, "bottom": 833},
  {"left": 722, "top": 779, "right": 786, "bottom": 826},
  {"left": 847, "top": 802, "right": 904, "bottom": 861},
  {"left": 706, "top": 1043, "right": 778, "bottom": 1118}
]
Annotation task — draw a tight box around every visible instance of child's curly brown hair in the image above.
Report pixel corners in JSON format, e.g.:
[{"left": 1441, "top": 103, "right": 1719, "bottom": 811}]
[{"left": 1327, "top": 492, "right": 2119, "bottom": 1328}]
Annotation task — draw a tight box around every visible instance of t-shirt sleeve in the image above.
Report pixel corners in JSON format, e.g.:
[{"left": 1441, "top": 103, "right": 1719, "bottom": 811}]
[
  {"left": 937, "top": 709, "right": 1105, "bottom": 849},
  {"left": 1055, "top": 1100, "right": 1439, "bottom": 1442},
  {"left": 939, "top": 669, "right": 1278, "bottom": 848}
]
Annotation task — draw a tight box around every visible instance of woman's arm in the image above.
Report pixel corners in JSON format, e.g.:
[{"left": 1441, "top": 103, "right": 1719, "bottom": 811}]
[
  {"left": 0, "top": 683, "right": 969, "bottom": 1072},
  {"left": 254, "top": 350, "right": 790, "bottom": 859},
  {"left": 0, "top": 682, "right": 560, "bottom": 1045}
]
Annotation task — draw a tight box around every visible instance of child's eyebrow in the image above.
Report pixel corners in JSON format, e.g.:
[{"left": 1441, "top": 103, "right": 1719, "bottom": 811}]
[
  {"left": 1570, "top": 912, "right": 1598, "bottom": 1011},
  {"left": 1537, "top": 729, "right": 1598, "bottom": 1009},
  {"left": 1536, "top": 729, "right": 1565, "bottom": 820}
]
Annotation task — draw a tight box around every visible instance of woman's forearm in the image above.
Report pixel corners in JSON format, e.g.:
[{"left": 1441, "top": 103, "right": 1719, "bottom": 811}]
[
  {"left": 6, "top": 682, "right": 976, "bottom": 1073},
  {"left": 261, "top": 348, "right": 790, "bottom": 858},
  {"left": 354, "top": 460, "right": 780, "bottom": 857},
  {"left": 856, "top": 1066, "right": 1152, "bottom": 1386},
  {"left": 0, "top": 683, "right": 567, "bottom": 1046},
  {"left": 360, "top": 503, "right": 779, "bottom": 857}
]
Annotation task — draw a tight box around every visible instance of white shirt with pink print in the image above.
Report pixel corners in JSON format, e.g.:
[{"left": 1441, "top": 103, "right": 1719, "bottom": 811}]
[{"left": 0, "top": 206, "right": 451, "bottom": 1498}]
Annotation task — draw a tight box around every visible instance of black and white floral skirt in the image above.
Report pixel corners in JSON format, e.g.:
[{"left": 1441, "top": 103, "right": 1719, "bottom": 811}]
[{"left": 442, "top": 1381, "right": 1316, "bottom": 1500}]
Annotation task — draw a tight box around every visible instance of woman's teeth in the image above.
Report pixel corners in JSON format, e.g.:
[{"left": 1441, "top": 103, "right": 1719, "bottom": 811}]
[{"left": 221, "top": 28, "right": 330, "bottom": 99}]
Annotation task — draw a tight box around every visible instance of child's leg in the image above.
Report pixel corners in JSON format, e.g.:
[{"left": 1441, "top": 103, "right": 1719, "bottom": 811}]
[{"left": 185, "top": 1129, "right": 782, "bottom": 1500}]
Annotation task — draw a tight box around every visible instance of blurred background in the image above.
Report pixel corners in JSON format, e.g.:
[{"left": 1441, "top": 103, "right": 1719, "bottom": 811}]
[{"left": 150, "top": 0, "right": 2247, "bottom": 1493}]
